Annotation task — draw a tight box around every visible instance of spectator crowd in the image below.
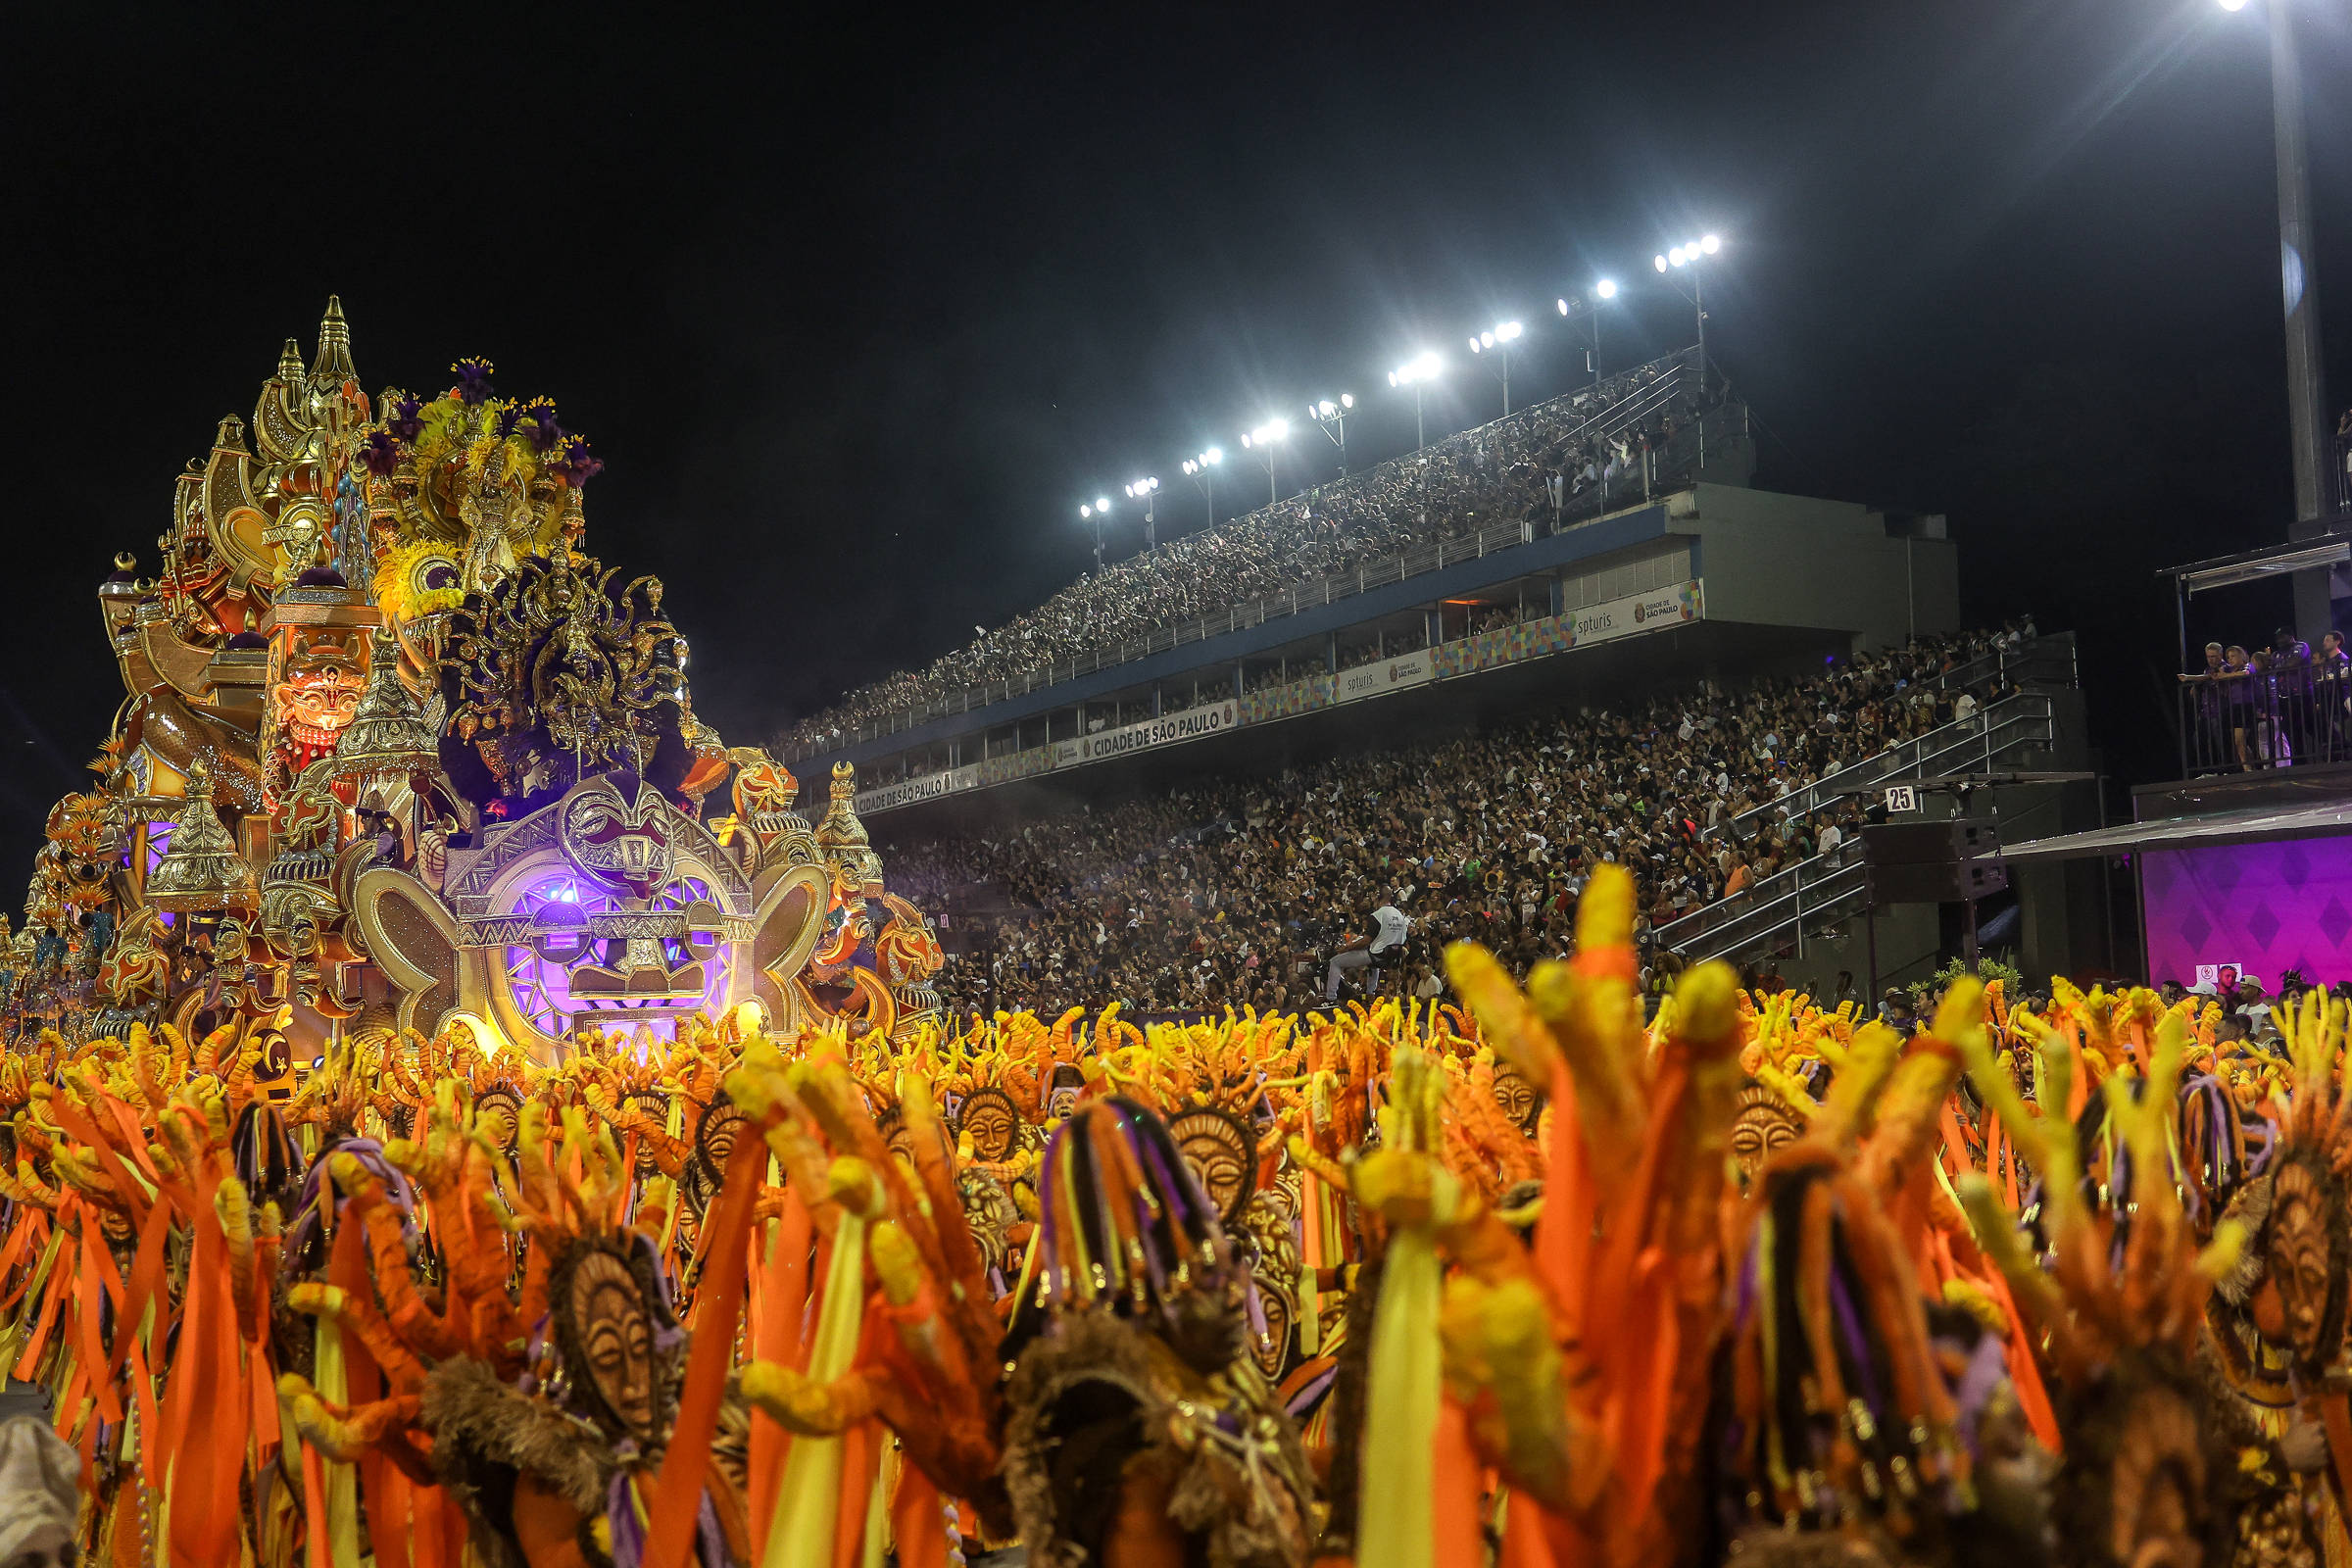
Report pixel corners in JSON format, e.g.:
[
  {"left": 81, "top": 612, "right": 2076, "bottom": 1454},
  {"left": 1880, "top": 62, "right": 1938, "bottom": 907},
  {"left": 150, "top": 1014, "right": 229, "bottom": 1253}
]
[
  {"left": 2179, "top": 622, "right": 2352, "bottom": 772},
  {"left": 884, "top": 628, "right": 2025, "bottom": 1019},
  {"left": 785, "top": 355, "right": 1709, "bottom": 753}
]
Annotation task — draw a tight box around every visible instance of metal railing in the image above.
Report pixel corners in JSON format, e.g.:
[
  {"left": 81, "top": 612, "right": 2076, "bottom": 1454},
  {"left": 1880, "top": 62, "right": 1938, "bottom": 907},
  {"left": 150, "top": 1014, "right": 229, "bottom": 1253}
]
[
  {"left": 783, "top": 350, "right": 1730, "bottom": 760},
  {"left": 1711, "top": 644, "right": 2072, "bottom": 848},
  {"left": 1919, "top": 630, "right": 2077, "bottom": 699},
  {"left": 2178, "top": 660, "right": 2352, "bottom": 776},
  {"left": 1654, "top": 691, "right": 2064, "bottom": 964}
]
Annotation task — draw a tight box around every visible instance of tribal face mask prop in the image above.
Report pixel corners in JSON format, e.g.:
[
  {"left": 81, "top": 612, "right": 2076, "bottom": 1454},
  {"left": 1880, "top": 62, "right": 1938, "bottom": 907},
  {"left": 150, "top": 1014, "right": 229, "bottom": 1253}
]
[
  {"left": 549, "top": 1239, "right": 673, "bottom": 1446},
  {"left": 956, "top": 1086, "right": 1023, "bottom": 1167},
  {"left": 270, "top": 632, "right": 368, "bottom": 776},
  {"left": 1728, "top": 1082, "right": 1805, "bottom": 1187},
  {"left": 560, "top": 775, "right": 676, "bottom": 900},
  {"left": 2262, "top": 1152, "right": 2346, "bottom": 1370},
  {"left": 1167, "top": 1102, "right": 1256, "bottom": 1230}
]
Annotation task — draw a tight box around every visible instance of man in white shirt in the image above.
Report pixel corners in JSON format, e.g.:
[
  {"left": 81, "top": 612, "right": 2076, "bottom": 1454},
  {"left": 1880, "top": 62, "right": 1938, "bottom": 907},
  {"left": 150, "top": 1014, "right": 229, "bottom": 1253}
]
[{"left": 1325, "top": 898, "right": 1413, "bottom": 1002}]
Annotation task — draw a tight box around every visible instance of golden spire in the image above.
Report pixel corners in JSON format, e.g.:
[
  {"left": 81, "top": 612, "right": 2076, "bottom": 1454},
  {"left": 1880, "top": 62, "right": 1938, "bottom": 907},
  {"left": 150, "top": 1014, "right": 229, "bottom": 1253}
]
[
  {"left": 276, "top": 338, "right": 304, "bottom": 385},
  {"left": 145, "top": 762, "right": 258, "bottom": 913},
  {"left": 312, "top": 295, "right": 357, "bottom": 384},
  {"left": 332, "top": 626, "right": 439, "bottom": 779}
]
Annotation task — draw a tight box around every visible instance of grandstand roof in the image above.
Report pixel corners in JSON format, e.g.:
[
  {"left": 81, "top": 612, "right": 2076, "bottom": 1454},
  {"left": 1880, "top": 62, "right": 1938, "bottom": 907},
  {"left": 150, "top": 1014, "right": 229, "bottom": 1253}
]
[{"left": 2002, "top": 797, "right": 2352, "bottom": 862}]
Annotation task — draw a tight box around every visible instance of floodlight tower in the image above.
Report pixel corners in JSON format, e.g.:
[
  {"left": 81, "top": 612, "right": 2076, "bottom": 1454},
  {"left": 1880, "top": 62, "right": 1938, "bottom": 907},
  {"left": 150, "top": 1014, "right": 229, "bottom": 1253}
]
[
  {"left": 1557, "top": 278, "right": 1619, "bottom": 397},
  {"left": 1387, "top": 351, "right": 1445, "bottom": 449},
  {"left": 1181, "top": 447, "right": 1223, "bottom": 531},
  {"left": 1240, "top": 418, "right": 1290, "bottom": 506},
  {"left": 1307, "top": 394, "right": 1356, "bottom": 475},
  {"left": 1077, "top": 495, "right": 1111, "bottom": 569},
  {"left": 1465, "top": 319, "right": 1524, "bottom": 416},
  {"left": 1123, "top": 475, "right": 1161, "bottom": 550},
  {"left": 1653, "top": 233, "right": 1723, "bottom": 393}
]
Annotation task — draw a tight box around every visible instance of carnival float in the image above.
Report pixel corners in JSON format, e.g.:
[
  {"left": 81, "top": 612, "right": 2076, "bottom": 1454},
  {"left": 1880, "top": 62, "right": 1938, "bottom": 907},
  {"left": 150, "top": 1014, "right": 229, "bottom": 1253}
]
[
  {"left": 6, "top": 300, "right": 942, "bottom": 1064},
  {"left": 3, "top": 305, "right": 2352, "bottom": 1568}
]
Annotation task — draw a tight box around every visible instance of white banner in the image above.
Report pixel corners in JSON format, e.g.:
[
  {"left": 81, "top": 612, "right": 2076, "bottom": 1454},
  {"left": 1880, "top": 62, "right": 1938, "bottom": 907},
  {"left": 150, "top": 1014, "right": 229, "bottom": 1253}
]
[
  {"left": 1074, "top": 699, "right": 1239, "bottom": 762},
  {"left": 1051, "top": 739, "right": 1084, "bottom": 769},
  {"left": 1336, "top": 649, "right": 1434, "bottom": 703},
  {"left": 1564, "top": 579, "right": 1703, "bottom": 647},
  {"left": 856, "top": 763, "right": 978, "bottom": 813}
]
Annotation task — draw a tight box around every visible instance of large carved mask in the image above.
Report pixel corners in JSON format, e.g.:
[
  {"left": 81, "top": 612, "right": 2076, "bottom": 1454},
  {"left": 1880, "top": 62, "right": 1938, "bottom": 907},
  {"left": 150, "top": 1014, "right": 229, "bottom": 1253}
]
[
  {"left": 561, "top": 775, "right": 675, "bottom": 899},
  {"left": 273, "top": 634, "right": 367, "bottom": 760}
]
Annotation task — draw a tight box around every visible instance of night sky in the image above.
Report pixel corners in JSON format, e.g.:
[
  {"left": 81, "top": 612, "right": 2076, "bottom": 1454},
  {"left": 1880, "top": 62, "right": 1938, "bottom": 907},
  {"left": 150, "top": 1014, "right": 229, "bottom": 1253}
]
[{"left": 3, "top": 1, "right": 2347, "bottom": 867}]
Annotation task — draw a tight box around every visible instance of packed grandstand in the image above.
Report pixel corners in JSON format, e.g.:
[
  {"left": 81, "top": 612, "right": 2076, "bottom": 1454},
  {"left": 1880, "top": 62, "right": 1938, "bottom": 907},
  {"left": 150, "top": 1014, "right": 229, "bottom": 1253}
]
[
  {"left": 884, "top": 626, "right": 2031, "bottom": 1016},
  {"left": 782, "top": 351, "right": 1708, "bottom": 753}
]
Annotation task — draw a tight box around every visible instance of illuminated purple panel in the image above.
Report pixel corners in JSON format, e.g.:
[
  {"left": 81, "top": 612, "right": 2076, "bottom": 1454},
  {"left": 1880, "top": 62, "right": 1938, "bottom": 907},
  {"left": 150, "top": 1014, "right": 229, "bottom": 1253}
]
[
  {"left": 502, "top": 872, "right": 729, "bottom": 1038},
  {"left": 2140, "top": 837, "right": 2352, "bottom": 988},
  {"left": 144, "top": 825, "right": 172, "bottom": 879}
]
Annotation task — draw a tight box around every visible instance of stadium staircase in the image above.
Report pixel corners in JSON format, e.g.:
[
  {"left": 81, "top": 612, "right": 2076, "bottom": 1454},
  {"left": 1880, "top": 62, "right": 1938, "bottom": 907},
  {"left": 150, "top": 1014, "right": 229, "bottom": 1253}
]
[{"left": 1650, "top": 635, "right": 2081, "bottom": 970}]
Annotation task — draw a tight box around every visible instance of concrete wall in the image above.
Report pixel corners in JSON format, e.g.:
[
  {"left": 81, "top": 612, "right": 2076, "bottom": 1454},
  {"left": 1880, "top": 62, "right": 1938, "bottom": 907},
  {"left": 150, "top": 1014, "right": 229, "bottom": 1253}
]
[
  {"left": 1756, "top": 903, "right": 1942, "bottom": 1000},
  {"left": 1671, "top": 484, "right": 1960, "bottom": 652}
]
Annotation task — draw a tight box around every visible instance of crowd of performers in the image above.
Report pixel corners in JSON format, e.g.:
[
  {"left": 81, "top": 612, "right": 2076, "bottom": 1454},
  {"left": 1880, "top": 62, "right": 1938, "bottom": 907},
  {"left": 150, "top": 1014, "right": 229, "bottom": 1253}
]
[{"left": 1, "top": 863, "right": 2347, "bottom": 1568}]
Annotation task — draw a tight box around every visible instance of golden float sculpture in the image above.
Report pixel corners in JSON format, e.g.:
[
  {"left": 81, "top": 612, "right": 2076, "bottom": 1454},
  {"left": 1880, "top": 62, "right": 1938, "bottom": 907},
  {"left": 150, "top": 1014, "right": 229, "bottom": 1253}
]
[{"left": 6, "top": 301, "right": 939, "bottom": 1062}]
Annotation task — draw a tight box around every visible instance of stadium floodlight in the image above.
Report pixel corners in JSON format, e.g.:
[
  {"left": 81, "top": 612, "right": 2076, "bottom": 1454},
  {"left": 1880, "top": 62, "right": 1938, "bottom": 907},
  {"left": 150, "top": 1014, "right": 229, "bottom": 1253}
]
[
  {"left": 1182, "top": 449, "right": 1223, "bottom": 527},
  {"left": 1123, "top": 476, "right": 1162, "bottom": 547},
  {"left": 1241, "top": 419, "right": 1290, "bottom": 503},
  {"left": 1469, "top": 321, "right": 1524, "bottom": 415},
  {"left": 1559, "top": 286, "right": 1621, "bottom": 393},
  {"left": 1079, "top": 499, "right": 1112, "bottom": 569},
  {"left": 1654, "top": 230, "right": 1724, "bottom": 396},
  {"left": 1388, "top": 351, "right": 1445, "bottom": 448},
  {"left": 1308, "top": 395, "right": 1357, "bottom": 474},
  {"left": 2216, "top": 0, "right": 2249, "bottom": 8}
]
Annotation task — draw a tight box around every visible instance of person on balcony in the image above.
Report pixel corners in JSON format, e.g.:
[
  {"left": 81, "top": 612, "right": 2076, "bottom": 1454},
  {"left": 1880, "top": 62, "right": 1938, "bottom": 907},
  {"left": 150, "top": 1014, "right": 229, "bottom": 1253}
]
[
  {"left": 2179, "top": 641, "right": 2230, "bottom": 773},
  {"left": 2271, "top": 626, "right": 2316, "bottom": 766},
  {"left": 2318, "top": 630, "right": 2350, "bottom": 760},
  {"left": 2222, "top": 644, "right": 2261, "bottom": 771}
]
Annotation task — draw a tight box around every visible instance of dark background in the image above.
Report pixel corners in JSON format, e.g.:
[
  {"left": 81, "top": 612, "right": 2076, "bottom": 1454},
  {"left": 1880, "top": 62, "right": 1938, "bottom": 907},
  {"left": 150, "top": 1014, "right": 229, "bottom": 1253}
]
[{"left": 3, "top": 1, "right": 2347, "bottom": 867}]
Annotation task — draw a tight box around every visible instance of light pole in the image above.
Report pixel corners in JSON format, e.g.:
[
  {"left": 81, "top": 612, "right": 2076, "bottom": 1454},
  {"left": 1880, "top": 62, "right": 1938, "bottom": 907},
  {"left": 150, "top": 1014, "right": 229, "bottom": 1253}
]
[
  {"left": 1557, "top": 277, "right": 1619, "bottom": 396},
  {"left": 1123, "top": 476, "right": 1161, "bottom": 550},
  {"left": 1653, "top": 233, "right": 1722, "bottom": 394},
  {"left": 1077, "top": 495, "right": 1111, "bottom": 570},
  {"left": 1240, "top": 418, "right": 1290, "bottom": 505},
  {"left": 1181, "top": 447, "right": 1223, "bottom": 531},
  {"left": 1466, "top": 319, "right": 1524, "bottom": 416},
  {"left": 1308, "top": 394, "right": 1355, "bottom": 476},
  {"left": 2219, "top": 0, "right": 2330, "bottom": 625},
  {"left": 1388, "top": 351, "right": 1444, "bottom": 449}
]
